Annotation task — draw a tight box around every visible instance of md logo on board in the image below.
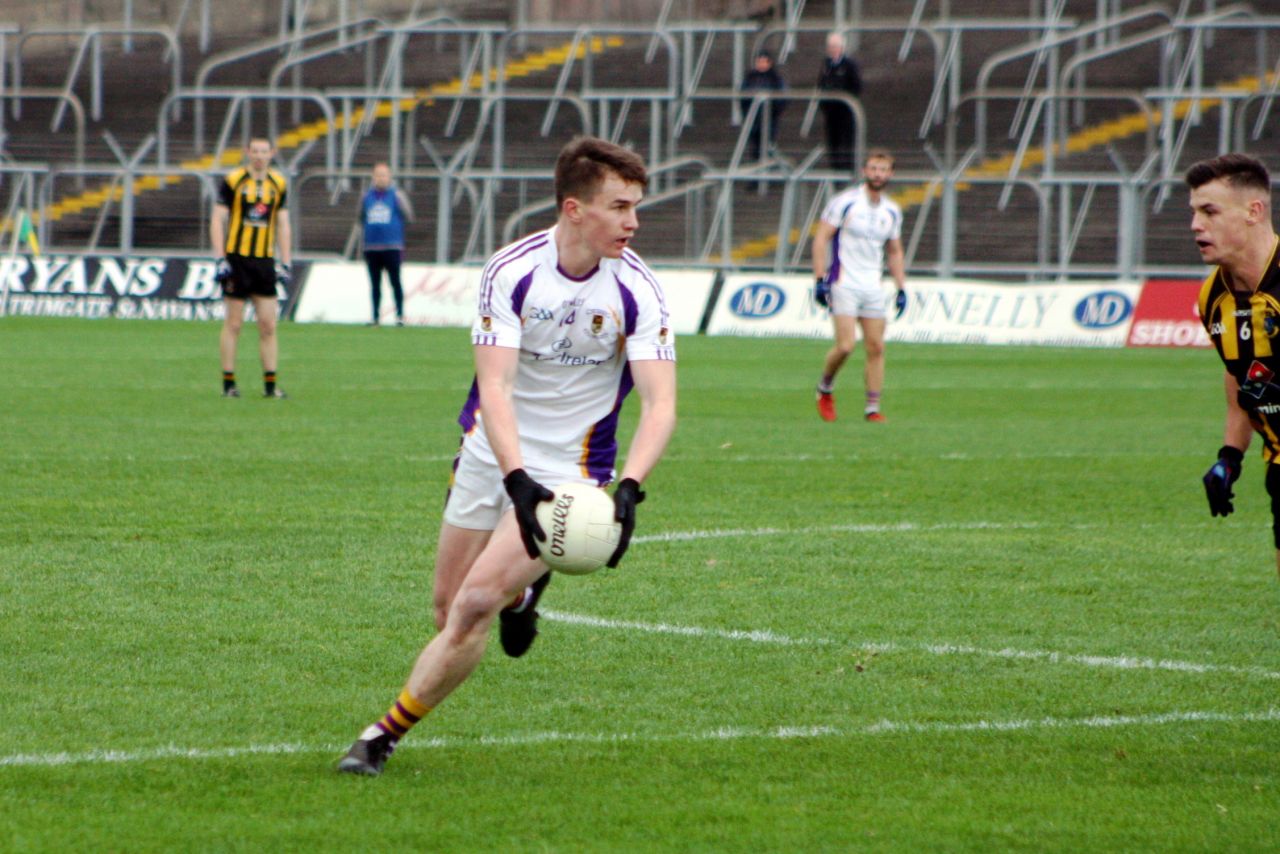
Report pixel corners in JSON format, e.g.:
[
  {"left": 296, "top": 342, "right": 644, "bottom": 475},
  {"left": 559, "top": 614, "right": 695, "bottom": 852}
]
[
  {"left": 1073, "top": 291, "right": 1133, "bottom": 329},
  {"left": 729, "top": 282, "right": 786, "bottom": 318}
]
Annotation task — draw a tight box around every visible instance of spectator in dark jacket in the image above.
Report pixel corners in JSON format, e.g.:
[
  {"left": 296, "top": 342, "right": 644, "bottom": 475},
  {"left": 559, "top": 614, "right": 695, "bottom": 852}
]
[
  {"left": 739, "top": 50, "right": 787, "bottom": 160},
  {"left": 818, "top": 32, "right": 862, "bottom": 171}
]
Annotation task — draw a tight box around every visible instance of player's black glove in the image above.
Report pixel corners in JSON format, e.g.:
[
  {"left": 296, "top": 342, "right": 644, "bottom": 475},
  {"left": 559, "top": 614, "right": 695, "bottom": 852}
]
[
  {"left": 606, "top": 478, "right": 646, "bottom": 568},
  {"left": 213, "top": 258, "right": 232, "bottom": 283},
  {"left": 274, "top": 262, "right": 292, "bottom": 287},
  {"left": 1202, "top": 445, "right": 1244, "bottom": 518},
  {"left": 503, "top": 468, "right": 555, "bottom": 559},
  {"left": 814, "top": 277, "right": 831, "bottom": 309},
  {"left": 895, "top": 288, "right": 907, "bottom": 319}
]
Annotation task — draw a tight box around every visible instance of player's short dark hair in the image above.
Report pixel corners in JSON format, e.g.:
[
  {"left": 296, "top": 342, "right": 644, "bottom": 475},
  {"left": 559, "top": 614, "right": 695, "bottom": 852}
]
[
  {"left": 554, "top": 137, "right": 648, "bottom": 208},
  {"left": 1185, "top": 153, "right": 1270, "bottom": 193},
  {"left": 865, "top": 148, "right": 894, "bottom": 167}
]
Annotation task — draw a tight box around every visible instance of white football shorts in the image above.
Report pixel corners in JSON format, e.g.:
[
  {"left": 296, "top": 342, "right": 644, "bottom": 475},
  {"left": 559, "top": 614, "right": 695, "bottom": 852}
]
[
  {"left": 830, "top": 278, "right": 890, "bottom": 319},
  {"left": 443, "top": 442, "right": 599, "bottom": 531}
]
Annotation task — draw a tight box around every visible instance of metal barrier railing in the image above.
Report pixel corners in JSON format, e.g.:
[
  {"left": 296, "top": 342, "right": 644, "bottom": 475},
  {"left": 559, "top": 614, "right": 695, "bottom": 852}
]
[
  {"left": 11, "top": 5, "right": 1279, "bottom": 285},
  {"left": 12, "top": 25, "right": 182, "bottom": 127},
  {"left": 156, "top": 88, "right": 336, "bottom": 180}
]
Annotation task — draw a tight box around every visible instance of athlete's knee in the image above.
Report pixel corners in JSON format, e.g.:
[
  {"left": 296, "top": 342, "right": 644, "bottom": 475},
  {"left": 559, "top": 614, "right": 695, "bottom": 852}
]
[
  {"left": 222, "top": 317, "right": 243, "bottom": 337},
  {"left": 446, "top": 584, "right": 506, "bottom": 639},
  {"left": 833, "top": 339, "right": 856, "bottom": 358},
  {"left": 863, "top": 338, "right": 886, "bottom": 360},
  {"left": 432, "top": 594, "right": 451, "bottom": 632}
]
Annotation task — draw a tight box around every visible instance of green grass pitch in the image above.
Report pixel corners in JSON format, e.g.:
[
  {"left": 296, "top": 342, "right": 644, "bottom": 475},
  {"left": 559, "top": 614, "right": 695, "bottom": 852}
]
[{"left": 1, "top": 316, "right": 1278, "bottom": 851}]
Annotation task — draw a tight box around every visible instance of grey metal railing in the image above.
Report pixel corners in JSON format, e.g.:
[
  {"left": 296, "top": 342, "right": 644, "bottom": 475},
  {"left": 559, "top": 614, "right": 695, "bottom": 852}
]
[
  {"left": 156, "top": 88, "right": 336, "bottom": 179},
  {"left": 192, "top": 16, "right": 386, "bottom": 152},
  {"left": 12, "top": 25, "right": 181, "bottom": 126}
]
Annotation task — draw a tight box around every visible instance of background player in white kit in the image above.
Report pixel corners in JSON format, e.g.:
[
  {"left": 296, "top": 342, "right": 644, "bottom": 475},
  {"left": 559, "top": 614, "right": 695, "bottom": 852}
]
[
  {"left": 338, "top": 137, "right": 677, "bottom": 776},
  {"left": 811, "top": 149, "right": 907, "bottom": 422}
]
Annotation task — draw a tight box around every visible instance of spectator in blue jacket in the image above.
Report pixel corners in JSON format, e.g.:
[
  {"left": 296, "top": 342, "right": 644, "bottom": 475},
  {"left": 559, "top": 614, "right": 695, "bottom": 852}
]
[{"left": 359, "top": 163, "right": 414, "bottom": 326}]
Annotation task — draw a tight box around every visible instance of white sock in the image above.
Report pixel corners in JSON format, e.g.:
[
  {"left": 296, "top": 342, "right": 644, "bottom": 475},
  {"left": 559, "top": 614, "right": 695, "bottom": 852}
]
[{"left": 508, "top": 585, "right": 534, "bottom": 614}]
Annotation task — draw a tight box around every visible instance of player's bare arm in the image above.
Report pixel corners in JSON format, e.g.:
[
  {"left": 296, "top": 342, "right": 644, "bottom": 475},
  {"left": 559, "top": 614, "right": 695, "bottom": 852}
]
[
  {"left": 473, "top": 344, "right": 524, "bottom": 475},
  {"left": 1223, "top": 372, "right": 1254, "bottom": 451},
  {"left": 210, "top": 203, "right": 229, "bottom": 255},
  {"left": 886, "top": 237, "right": 906, "bottom": 291},
  {"left": 275, "top": 209, "right": 293, "bottom": 267},
  {"left": 618, "top": 359, "right": 677, "bottom": 485}
]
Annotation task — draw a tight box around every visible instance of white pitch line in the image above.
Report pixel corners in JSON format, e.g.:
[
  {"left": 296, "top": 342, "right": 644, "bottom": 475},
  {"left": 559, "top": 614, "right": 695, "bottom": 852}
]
[
  {"left": 544, "top": 611, "right": 825, "bottom": 646},
  {"left": 541, "top": 611, "right": 1280, "bottom": 682},
  {"left": 631, "top": 519, "right": 1054, "bottom": 544},
  {"left": 3, "top": 709, "right": 1277, "bottom": 769}
]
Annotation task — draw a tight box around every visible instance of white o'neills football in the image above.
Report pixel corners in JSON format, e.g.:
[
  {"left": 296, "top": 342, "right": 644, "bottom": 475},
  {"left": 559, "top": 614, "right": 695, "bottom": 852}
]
[{"left": 534, "top": 482, "right": 622, "bottom": 574}]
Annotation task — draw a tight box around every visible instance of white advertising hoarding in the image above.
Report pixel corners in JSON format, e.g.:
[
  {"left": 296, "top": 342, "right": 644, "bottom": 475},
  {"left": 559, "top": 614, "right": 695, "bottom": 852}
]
[
  {"left": 294, "top": 263, "right": 478, "bottom": 326},
  {"left": 707, "top": 275, "right": 1143, "bottom": 347},
  {"left": 294, "top": 262, "right": 715, "bottom": 335}
]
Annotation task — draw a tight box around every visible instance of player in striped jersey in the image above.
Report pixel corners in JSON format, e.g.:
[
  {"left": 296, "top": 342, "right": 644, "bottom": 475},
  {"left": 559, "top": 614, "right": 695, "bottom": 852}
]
[
  {"left": 210, "top": 137, "right": 292, "bottom": 399},
  {"left": 810, "top": 149, "right": 906, "bottom": 422},
  {"left": 1191, "top": 152, "right": 1280, "bottom": 580},
  {"left": 339, "top": 137, "right": 677, "bottom": 776}
]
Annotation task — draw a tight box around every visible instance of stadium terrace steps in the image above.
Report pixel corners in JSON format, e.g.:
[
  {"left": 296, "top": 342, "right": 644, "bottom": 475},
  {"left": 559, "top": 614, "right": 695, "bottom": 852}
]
[{"left": 3, "top": 0, "right": 1276, "bottom": 274}]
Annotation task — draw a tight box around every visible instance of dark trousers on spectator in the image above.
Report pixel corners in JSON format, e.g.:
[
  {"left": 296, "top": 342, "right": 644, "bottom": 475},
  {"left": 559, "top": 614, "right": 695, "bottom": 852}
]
[
  {"left": 822, "top": 104, "right": 856, "bottom": 173},
  {"left": 365, "top": 249, "right": 404, "bottom": 322}
]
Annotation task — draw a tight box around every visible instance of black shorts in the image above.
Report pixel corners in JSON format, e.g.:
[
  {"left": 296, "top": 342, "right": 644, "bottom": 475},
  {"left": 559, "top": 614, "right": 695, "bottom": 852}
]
[
  {"left": 223, "top": 255, "right": 278, "bottom": 299},
  {"left": 1265, "top": 463, "right": 1280, "bottom": 548}
]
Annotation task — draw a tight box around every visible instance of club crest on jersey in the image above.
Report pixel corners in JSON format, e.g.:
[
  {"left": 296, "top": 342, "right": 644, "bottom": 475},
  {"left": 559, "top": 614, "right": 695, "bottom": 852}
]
[
  {"left": 590, "top": 312, "right": 605, "bottom": 335},
  {"left": 1248, "top": 360, "right": 1274, "bottom": 383},
  {"left": 481, "top": 315, "right": 493, "bottom": 332},
  {"left": 659, "top": 327, "right": 670, "bottom": 344}
]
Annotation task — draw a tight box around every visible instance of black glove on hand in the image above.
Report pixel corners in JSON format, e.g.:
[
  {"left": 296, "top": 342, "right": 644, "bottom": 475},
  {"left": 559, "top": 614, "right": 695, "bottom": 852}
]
[
  {"left": 814, "top": 277, "right": 831, "bottom": 309},
  {"left": 1202, "top": 445, "right": 1244, "bottom": 518},
  {"left": 214, "top": 258, "right": 232, "bottom": 283},
  {"left": 503, "top": 468, "right": 555, "bottom": 559},
  {"left": 607, "top": 478, "right": 646, "bottom": 568},
  {"left": 895, "top": 288, "right": 908, "bottom": 319}
]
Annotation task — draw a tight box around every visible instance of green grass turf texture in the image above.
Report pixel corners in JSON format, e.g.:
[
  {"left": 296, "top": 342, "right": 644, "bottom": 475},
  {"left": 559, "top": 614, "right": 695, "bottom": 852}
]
[{"left": 1, "top": 316, "right": 1278, "bottom": 852}]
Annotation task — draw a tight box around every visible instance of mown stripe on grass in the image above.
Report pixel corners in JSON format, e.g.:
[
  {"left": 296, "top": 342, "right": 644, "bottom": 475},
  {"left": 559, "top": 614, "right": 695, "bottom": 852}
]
[
  {"left": 543, "top": 611, "right": 1280, "bottom": 681},
  {"left": 3, "top": 709, "right": 1277, "bottom": 768}
]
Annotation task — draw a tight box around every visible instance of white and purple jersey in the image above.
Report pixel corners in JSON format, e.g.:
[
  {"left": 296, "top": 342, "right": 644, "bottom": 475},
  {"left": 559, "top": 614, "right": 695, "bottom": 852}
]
[
  {"left": 458, "top": 226, "right": 676, "bottom": 483},
  {"left": 820, "top": 184, "right": 902, "bottom": 288}
]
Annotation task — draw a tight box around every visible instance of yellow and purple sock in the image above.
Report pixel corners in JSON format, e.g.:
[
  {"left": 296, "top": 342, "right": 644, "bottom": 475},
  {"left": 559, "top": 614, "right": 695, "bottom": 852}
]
[{"left": 367, "top": 689, "right": 431, "bottom": 741}]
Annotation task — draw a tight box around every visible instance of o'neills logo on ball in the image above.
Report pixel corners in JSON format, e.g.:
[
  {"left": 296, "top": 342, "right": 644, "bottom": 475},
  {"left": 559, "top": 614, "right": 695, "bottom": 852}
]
[{"left": 548, "top": 494, "right": 575, "bottom": 557}]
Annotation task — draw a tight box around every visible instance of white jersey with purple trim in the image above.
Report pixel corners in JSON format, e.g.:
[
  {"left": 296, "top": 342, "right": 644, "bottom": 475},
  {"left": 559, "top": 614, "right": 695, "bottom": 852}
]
[
  {"left": 458, "top": 225, "right": 675, "bottom": 483},
  {"left": 820, "top": 184, "right": 902, "bottom": 288}
]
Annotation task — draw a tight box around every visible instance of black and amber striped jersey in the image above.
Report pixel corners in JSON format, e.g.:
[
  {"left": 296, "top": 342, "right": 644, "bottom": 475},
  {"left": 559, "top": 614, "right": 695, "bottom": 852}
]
[
  {"left": 1199, "top": 239, "right": 1280, "bottom": 460},
  {"left": 217, "top": 167, "right": 288, "bottom": 259}
]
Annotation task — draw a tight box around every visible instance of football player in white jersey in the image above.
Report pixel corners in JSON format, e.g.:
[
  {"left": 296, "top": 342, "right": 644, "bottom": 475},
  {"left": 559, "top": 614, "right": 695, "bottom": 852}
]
[
  {"left": 811, "top": 149, "right": 906, "bottom": 422},
  {"left": 338, "top": 137, "right": 678, "bottom": 776}
]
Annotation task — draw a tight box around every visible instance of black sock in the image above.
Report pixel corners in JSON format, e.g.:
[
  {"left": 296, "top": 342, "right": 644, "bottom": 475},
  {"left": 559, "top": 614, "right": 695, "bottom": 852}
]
[
  {"left": 264, "top": 371, "right": 276, "bottom": 395},
  {"left": 223, "top": 372, "right": 236, "bottom": 392}
]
